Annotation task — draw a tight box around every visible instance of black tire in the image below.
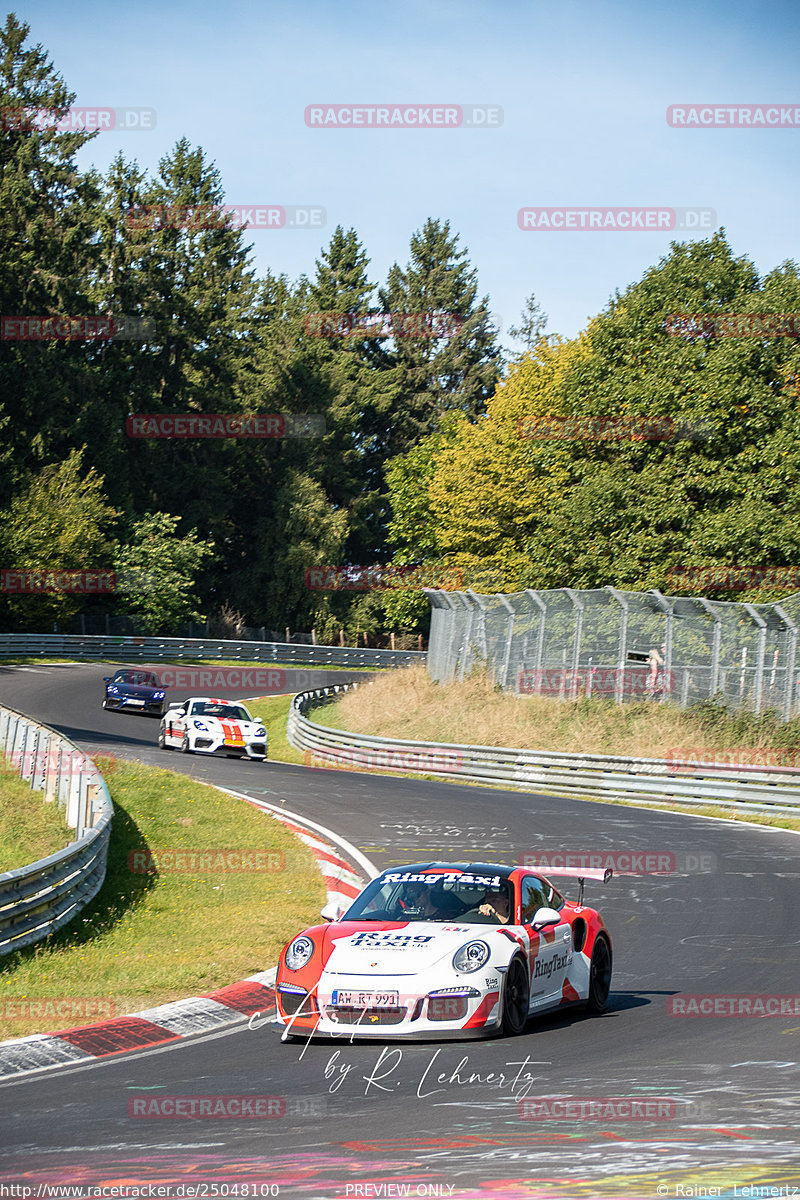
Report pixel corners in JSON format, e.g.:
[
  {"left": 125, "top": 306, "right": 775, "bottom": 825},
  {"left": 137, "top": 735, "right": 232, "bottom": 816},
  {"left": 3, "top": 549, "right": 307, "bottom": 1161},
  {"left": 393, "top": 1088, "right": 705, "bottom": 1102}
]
[
  {"left": 501, "top": 955, "right": 530, "bottom": 1036},
  {"left": 585, "top": 934, "right": 612, "bottom": 1013},
  {"left": 180, "top": 734, "right": 192, "bottom": 754},
  {"left": 157, "top": 729, "right": 169, "bottom": 751}
]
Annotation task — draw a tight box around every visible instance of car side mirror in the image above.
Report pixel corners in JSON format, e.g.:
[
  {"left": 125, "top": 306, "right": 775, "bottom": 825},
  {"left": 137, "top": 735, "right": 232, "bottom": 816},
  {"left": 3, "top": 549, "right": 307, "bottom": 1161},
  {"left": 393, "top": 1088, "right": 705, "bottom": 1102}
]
[
  {"left": 321, "top": 900, "right": 344, "bottom": 922},
  {"left": 167, "top": 702, "right": 184, "bottom": 711},
  {"left": 531, "top": 907, "right": 561, "bottom": 931},
  {"left": 103, "top": 677, "right": 110, "bottom": 682}
]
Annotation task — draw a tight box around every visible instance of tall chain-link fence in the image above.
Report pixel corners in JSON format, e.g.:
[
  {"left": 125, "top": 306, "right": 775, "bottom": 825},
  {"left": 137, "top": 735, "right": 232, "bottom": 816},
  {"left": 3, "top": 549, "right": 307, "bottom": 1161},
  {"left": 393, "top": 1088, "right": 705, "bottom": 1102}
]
[{"left": 424, "top": 586, "right": 800, "bottom": 719}]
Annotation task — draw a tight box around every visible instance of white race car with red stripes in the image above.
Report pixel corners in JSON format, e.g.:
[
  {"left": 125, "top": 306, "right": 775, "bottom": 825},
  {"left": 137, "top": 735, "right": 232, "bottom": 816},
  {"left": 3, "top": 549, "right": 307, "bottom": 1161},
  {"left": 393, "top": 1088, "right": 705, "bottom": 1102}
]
[
  {"left": 158, "top": 697, "right": 267, "bottom": 760},
  {"left": 275, "top": 861, "right": 612, "bottom": 1040}
]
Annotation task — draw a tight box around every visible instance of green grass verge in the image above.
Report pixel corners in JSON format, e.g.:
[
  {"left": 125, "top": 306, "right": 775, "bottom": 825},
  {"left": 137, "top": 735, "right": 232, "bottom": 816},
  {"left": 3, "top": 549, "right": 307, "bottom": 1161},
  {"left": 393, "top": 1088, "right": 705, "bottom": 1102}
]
[
  {"left": 0, "top": 763, "right": 73, "bottom": 872},
  {"left": 246, "top": 695, "right": 306, "bottom": 765},
  {"left": 0, "top": 757, "right": 325, "bottom": 1040}
]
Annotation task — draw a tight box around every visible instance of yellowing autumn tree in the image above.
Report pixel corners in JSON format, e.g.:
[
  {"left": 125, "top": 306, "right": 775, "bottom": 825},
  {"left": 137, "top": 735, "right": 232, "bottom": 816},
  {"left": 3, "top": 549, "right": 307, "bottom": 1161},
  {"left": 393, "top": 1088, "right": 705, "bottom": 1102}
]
[{"left": 424, "top": 334, "right": 592, "bottom": 591}]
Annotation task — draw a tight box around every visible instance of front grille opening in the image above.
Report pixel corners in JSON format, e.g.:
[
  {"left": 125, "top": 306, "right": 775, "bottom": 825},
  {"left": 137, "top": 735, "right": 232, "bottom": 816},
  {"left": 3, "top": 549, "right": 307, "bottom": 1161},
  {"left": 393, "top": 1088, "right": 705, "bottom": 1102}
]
[
  {"left": 324, "top": 1006, "right": 406, "bottom": 1025},
  {"left": 428, "top": 996, "right": 468, "bottom": 1021},
  {"left": 279, "top": 990, "right": 315, "bottom": 1017}
]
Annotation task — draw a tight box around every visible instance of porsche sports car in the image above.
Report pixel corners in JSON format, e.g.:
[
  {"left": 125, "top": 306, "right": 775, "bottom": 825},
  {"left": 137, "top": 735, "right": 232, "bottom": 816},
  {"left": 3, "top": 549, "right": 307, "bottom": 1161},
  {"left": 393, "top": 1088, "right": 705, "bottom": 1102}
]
[
  {"left": 158, "top": 697, "right": 268, "bottom": 760},
  {"left": 102, "top": 669, "right": 167, "bottom": 716},
  {"left": 275, "top": 861, "right": 612, "bottom": 1040}
]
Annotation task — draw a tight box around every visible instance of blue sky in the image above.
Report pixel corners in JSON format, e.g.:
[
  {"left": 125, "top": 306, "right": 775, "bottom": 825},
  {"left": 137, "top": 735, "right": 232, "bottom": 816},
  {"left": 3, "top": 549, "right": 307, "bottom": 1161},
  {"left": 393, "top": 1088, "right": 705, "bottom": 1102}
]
[{"left": 12, "top": 0, "right": 800, "bottom": 349}]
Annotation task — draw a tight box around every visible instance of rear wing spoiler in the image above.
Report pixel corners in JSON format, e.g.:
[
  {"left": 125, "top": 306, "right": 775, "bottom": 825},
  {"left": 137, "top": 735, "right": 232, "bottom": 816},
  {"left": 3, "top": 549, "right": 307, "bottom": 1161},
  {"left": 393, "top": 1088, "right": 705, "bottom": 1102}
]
[{"left": 542, "top": 866, "right": 613, "bottom": 906}]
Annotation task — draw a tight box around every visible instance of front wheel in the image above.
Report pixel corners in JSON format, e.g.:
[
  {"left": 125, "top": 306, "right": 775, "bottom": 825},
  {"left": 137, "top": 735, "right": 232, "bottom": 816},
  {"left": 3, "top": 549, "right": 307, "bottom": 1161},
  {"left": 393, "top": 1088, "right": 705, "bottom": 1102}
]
[
  {"left": 586, "top": 934, "right": 612, "bottom": 1013},
  {"left": 157, "top": 729, "right": 169, "bottom": 750},
  {"left": 180, "top": 735, "right": 192, "bottom": 754},
  {"left": 501, "top": 955, "right": 529, "bottom": 1036}
]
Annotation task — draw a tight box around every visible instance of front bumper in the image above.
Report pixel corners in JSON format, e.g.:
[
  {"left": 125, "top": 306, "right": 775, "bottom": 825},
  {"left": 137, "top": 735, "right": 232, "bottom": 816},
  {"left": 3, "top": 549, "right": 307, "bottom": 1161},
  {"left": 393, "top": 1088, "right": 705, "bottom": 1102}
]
[
  {"left": 106, "top": 695, "right": 164, "bottom": 714},
  {"left": 275, "top": 975, "right": 502, "bottom": 1039},
  {"left": 190, "top": 736, "right": 266, "bottom": 759}
]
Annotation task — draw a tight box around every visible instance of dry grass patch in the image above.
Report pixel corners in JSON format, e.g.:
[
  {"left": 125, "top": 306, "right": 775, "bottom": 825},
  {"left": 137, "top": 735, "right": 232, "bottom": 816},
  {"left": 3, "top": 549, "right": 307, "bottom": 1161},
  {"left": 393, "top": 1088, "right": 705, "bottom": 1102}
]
[{"left": 321, "top": 665, "right": 736, "bottom": 760}]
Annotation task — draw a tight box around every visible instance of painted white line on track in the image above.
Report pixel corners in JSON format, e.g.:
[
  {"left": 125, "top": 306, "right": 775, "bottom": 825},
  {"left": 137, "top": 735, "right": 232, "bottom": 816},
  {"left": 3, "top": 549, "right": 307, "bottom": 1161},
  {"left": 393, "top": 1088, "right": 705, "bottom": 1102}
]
[{"left": 220, "top": 787, "right": 380, "bottom": 879}]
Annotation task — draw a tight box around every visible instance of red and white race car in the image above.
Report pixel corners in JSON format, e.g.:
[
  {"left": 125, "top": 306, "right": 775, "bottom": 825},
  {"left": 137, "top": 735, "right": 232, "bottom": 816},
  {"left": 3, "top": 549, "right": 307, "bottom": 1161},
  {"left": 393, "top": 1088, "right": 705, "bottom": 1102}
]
[
  {"left": 158, "top": 697, "right": 267, "bottom": 760},
  {"left": 275, "top": 861, "right": 612, "bottom": 1040}
]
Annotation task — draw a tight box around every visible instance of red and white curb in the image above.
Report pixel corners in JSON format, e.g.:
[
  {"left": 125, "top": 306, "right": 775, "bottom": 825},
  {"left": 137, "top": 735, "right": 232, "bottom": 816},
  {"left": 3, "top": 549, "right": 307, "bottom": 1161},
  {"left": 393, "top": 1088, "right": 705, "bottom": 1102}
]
[{"left": 0, "top": 797, "right": 374, "bottom": 1080}]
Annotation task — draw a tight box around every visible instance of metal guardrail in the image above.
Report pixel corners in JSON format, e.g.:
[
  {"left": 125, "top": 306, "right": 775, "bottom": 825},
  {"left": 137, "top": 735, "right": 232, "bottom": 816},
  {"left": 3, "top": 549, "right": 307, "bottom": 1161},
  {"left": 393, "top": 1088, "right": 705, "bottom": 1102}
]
[
  {"left": 0, "top": 633, "right": 424, "bottom": 669},
  {"left": 0, "top": 705, "right": 113, "bottom": 957},
  {"left": 287, "top": 686, "right": 800, "bottom": 817}
]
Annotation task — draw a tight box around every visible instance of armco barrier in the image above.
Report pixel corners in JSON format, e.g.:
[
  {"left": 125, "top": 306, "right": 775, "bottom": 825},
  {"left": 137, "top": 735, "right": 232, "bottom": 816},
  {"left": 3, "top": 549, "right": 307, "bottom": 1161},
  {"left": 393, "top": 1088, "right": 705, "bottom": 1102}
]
[
  {"left": 0, "top": 633, "right": 424, "bottom": 669},
  {"left": 287, "top": 686, "right": 800, "bottom": 817},
  {"left": 0, "top": 705, "right": 113, "bottom": 957}
]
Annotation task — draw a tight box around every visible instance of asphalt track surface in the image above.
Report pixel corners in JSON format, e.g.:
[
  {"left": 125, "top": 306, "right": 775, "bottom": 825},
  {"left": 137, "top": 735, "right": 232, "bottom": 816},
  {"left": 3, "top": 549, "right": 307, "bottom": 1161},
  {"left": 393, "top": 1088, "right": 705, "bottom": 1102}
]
[{"left": 0, "top": 662, "right": 798, "bottom": 1199}]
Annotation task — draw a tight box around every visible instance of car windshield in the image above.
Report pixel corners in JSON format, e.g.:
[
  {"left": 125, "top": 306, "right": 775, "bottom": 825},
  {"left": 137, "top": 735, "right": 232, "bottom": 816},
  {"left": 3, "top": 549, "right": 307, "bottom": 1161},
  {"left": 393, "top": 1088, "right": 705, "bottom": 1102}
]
[
  {"left": 342, "top": 870, "right": 514, "bottom": 924},
  {"left": 114, "top": 671, "right": 160, "bottom": 687},
  {"left": 190, "top": 702, "right": 251, "bottom": 721}
]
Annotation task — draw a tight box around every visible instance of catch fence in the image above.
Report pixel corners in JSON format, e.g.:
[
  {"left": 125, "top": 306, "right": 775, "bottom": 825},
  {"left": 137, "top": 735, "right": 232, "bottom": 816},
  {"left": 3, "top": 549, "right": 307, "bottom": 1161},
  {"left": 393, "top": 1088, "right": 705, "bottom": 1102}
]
[{"left": 424, "top": 586, "right": 800, "bottom": 719}]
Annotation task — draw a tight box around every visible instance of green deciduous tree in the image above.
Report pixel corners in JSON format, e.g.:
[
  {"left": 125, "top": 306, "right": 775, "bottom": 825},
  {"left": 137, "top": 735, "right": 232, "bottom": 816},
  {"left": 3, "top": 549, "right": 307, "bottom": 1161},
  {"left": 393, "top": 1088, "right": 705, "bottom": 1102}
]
[
  {"left": 113, "top": 512, "right": 214, "bottom": 633},
  {"left": 0, "top": 449, "right": 117, "bottom": 629}
]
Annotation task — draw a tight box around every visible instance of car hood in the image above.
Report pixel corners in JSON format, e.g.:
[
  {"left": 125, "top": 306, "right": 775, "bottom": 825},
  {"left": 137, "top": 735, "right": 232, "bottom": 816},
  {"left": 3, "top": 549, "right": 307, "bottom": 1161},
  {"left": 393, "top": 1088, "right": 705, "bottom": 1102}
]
[
  {"left": 322, "top": 921, "right": 502, "bottom": 975},
  {"left": 188, "top": 716, "right": 261, "bottom": 733}
]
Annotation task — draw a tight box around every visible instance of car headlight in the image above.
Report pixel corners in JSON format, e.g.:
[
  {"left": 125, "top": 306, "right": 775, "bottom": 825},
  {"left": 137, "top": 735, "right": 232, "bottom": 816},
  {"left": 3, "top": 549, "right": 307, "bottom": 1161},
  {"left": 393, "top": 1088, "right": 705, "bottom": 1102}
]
[
  {"left": 285, "top": 935, "right": 314, "bottom": 971},
  {"left": 107, "top": 686, "right": 118, "bottom": 695},
  {"left": 192, "top": 719, "right": 209, "bottom": 731},
  {"left": 453, "top": 940, "right": 490, "bottom": 973},
  {"left": 153, "top": 691, "right": 165, "bottom": 699},
  {"left": 254, "top": 726, "right": 266, "bottom": 738}
]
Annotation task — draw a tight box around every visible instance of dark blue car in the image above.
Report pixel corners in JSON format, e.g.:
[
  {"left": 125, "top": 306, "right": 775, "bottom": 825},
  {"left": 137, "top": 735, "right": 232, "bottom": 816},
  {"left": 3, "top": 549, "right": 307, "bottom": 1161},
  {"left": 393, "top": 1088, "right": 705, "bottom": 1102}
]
[{"left": 102, "top": 669, "right": 167, "bottom": 716}]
